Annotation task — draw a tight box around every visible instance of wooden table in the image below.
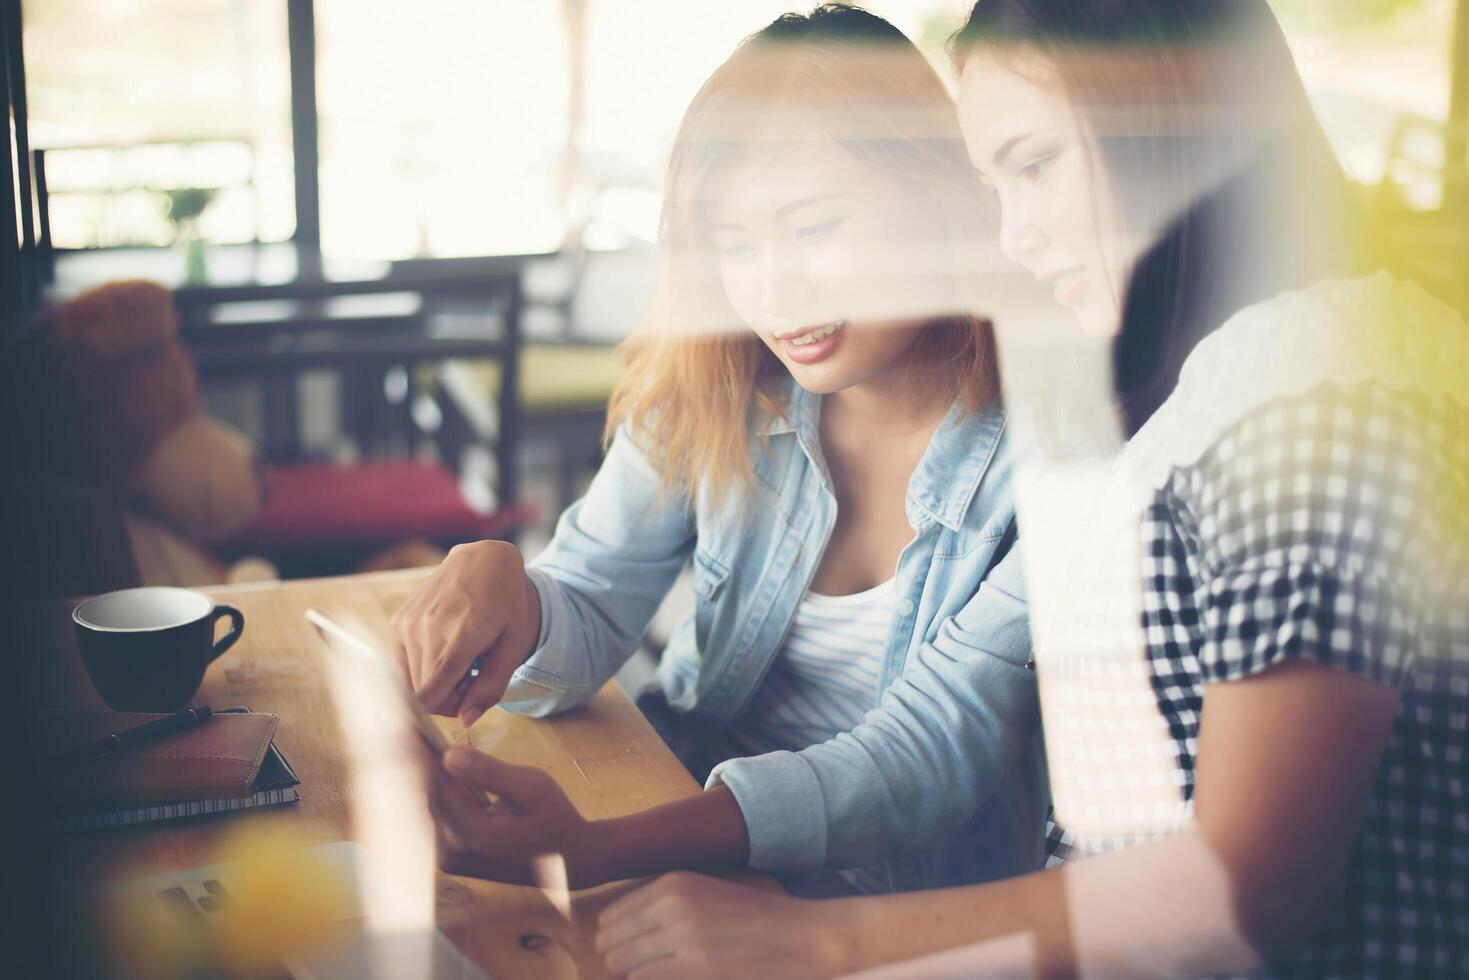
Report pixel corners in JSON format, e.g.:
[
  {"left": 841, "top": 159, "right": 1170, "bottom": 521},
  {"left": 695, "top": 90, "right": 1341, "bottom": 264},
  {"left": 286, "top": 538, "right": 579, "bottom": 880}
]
[{"left": 55, "top": 569, "right": 772, "bottom": 979}]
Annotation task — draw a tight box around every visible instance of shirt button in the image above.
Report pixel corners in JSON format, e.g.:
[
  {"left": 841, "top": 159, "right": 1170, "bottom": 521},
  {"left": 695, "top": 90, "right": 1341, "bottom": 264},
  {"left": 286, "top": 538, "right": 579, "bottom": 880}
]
[{"left": 899, "top": 598, "right": 915, "bottom": 616}]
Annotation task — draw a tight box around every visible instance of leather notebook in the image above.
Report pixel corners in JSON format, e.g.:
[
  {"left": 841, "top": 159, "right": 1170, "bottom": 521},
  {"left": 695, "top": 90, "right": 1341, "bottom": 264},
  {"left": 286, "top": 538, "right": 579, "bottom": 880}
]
[{"left": 43, "top": 708, "right": 280, "bottom": 804}]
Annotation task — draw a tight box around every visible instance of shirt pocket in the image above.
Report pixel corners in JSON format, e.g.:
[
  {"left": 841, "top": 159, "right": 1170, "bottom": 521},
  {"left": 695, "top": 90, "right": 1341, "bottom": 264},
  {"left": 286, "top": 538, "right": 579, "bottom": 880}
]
[
  {"left": 692, "top": 548, "right": 732, "bottom": 601},
  {"left": 691, "top": 549, "right": 732, "bottom": 656},
  {"left": 938, "top": 561, "right": 1032, "bottom": 672}
]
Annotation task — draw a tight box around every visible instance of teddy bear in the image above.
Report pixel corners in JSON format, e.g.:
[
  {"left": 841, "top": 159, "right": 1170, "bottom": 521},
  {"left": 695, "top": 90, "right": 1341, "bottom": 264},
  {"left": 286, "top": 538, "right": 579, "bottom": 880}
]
[
  {"left": 34, "top": 279, "right": 276, "bottom": 585},
  {"left": 6, "top": 278, "right": 480, "bottom": 592}
]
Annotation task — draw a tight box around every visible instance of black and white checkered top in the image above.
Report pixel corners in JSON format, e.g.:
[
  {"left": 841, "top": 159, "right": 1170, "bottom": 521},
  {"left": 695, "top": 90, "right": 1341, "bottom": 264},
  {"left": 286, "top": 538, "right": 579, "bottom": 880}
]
[{"left": 1043, "top": 278, "right": 1469, "bottom": 977}]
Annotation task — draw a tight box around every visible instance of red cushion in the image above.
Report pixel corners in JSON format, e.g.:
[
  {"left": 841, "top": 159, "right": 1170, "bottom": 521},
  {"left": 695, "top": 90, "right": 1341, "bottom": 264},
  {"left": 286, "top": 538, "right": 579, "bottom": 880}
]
[{"left": 222, "top": 461, "right": 532, "bottom": 553}]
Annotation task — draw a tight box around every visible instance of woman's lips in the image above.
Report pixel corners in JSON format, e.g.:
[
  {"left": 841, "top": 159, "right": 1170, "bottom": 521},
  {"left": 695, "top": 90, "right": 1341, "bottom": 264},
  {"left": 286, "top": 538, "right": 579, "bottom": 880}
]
[
  {"left": 1050, "top": 268, "right": 1086, "bottom": 307},
  {"left": 780, "top": 321, "right": 847, "bottom": 365}
]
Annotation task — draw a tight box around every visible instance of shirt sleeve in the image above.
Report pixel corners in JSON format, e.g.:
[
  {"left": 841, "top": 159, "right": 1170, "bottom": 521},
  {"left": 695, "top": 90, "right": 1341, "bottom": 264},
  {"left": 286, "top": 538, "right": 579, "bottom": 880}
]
[
  {"left": 1181, "top": 383, "right": 1457, "bottom": 691},
  {"left": 707, "top": 540, "right": 1044, "bottom": 876},
  {"left": 499, "top": 425, "right": 696, "bottom": 717}
]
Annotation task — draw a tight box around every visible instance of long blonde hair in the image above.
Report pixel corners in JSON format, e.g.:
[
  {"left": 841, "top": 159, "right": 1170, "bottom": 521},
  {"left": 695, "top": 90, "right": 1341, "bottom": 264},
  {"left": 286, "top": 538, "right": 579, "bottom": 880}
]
[{"left": 608, "top": 4, "right": 998, "bottom": 499}]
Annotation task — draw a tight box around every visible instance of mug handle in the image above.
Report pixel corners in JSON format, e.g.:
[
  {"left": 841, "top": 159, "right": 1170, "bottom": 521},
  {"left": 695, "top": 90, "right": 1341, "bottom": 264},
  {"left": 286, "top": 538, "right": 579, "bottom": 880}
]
[{"left": 208, "top": 604, "right": 245, "bottom": 663}]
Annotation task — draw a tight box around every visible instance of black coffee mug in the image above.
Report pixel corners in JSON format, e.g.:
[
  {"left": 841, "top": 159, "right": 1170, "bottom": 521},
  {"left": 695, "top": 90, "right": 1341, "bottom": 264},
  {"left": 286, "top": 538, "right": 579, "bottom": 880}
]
[{"left": 72, "top": 587, "right": 244, "bottom": 712}]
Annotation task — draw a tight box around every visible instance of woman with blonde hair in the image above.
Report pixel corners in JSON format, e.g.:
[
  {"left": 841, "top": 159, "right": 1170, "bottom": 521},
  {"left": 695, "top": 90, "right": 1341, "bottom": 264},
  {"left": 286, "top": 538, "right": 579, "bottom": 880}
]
[{"left": 394, "top": 4, "right": 1046, "bottom": 896}]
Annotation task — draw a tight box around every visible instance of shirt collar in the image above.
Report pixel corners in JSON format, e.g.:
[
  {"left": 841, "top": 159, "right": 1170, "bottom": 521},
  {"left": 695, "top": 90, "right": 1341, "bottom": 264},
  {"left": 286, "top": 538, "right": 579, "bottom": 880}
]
[
  {"left": 907, "top": 400, "right": 1006, "bottom": 531},
  {"left": 755, "top": 377, "right": 1006, "bottom": 532}
]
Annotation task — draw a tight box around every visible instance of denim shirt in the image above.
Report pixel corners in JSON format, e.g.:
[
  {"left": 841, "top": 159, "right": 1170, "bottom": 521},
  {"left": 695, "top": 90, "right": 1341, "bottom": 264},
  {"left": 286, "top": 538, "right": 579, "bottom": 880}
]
[{"left": 502, "top": 381, "right": 1047, "bottom": 891}]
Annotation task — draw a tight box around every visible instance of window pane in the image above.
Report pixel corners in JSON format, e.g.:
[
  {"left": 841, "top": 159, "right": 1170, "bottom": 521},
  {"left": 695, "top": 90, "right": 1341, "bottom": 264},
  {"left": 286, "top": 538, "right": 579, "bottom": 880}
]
[
  {"left": 1272, "top": 0, "right": 1458, "bottom": 209},
  {"left": 314, "top": 0, "right": 569, "bottom": 260},
  {"left": 23, "top": 0, "right": 293, "bottom": 248},
  {"left": 573, "top": 0, "right": 971, "bottom": 251}
]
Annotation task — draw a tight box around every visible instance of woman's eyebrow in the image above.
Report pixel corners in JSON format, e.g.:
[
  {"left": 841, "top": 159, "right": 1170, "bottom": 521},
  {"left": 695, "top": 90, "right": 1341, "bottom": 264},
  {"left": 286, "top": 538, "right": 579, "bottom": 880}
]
[
  {"left": 774, "top": 192, "right": 848, "bottom": 218},
  {"left": 709, "top": 192, "right": 850, "bottom": 231},
  {"left": 992, "top": 132, "right": 1036, "bottom": 170}
]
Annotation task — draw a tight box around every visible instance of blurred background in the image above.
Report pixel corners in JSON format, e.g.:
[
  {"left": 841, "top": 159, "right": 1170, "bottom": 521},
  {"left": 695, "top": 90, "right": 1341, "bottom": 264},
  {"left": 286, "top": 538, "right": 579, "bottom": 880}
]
[
  {"left": 24, "top": 1, "right": 1465, "bottom": 256},
  {"left": 3, "top": 0, "right": 1465, "bottom": 595}
]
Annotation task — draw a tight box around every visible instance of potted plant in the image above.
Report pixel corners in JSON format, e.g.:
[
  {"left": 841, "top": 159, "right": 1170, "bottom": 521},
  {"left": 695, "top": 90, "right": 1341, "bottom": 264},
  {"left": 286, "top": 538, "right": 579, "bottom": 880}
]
[{"left": 163, "top": 187, "right": 217, "bottom": 284}]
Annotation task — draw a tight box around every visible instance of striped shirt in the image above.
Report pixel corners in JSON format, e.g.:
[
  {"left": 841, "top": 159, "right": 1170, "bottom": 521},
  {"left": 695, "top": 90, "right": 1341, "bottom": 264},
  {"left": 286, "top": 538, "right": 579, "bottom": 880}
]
[{"left": 698, "top": 579, "right": 896, "bottom": 892}]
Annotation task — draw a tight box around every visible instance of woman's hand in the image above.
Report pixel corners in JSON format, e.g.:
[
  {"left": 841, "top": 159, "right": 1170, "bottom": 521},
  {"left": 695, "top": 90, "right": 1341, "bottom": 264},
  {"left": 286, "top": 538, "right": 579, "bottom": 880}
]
[
  {"left": 391, "top": 540, "right": 541, "bottom": 727},
  {"left": 595, "top": 872, "right": 846, "bottom": 979},
  {"left": 428, "top": 745, "right": 611, "bottom": 889}
]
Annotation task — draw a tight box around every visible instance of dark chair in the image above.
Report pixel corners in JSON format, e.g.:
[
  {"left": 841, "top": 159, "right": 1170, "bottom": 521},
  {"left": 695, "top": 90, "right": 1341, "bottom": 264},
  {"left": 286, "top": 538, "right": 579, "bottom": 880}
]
[{"left": 171, "top": 265, "right": 534, "bottom": 575}]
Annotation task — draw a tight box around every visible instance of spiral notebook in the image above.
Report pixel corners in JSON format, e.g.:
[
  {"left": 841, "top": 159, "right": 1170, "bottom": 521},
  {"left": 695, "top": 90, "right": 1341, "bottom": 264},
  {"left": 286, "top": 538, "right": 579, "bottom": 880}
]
[{"left": 51, "top": 708, "right": 301, "bottom": 832}]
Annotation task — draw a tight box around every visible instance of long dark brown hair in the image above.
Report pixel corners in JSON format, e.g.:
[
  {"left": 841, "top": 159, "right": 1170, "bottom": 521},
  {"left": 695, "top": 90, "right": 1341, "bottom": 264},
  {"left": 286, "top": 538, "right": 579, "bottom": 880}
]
[{"left": 951, "top": 0, "right": 1369, "bottom": 434}]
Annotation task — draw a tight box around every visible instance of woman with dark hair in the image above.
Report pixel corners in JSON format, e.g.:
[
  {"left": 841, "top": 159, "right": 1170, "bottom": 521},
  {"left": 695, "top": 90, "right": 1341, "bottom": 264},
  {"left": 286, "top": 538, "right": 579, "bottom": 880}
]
[{"left": 592, "top": 2, "right": 1468, "bottom": 977}]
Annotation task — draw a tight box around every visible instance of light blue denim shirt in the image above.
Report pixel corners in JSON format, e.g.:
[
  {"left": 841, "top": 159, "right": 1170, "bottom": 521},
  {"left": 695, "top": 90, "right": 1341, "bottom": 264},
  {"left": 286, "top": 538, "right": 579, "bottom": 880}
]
[{"left": 502, "top": 380, "right": 1046, "bottom": 891}]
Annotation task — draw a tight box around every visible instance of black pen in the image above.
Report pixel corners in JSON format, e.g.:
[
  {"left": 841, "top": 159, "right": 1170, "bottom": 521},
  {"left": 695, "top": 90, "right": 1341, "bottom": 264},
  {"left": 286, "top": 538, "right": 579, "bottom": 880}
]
[{"left": 57, "top": 706, "right": 214, "bottom": 770}]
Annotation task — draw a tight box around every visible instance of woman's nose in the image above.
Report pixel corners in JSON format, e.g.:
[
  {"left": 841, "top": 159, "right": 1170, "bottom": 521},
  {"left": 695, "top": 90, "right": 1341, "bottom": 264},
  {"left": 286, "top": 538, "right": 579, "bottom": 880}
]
[
  {"left": 760, "top": 242, "right": 814, "bottom": 317},
  {"left": 998, "top": 199, "right": 1046, "bottom": 267}
]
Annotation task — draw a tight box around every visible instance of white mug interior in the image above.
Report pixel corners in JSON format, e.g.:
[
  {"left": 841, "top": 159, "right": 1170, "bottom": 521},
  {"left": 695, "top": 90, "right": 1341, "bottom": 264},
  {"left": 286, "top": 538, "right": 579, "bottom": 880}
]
[{"left": 73, "top": 587, "right": 215, "bottom": 633}]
